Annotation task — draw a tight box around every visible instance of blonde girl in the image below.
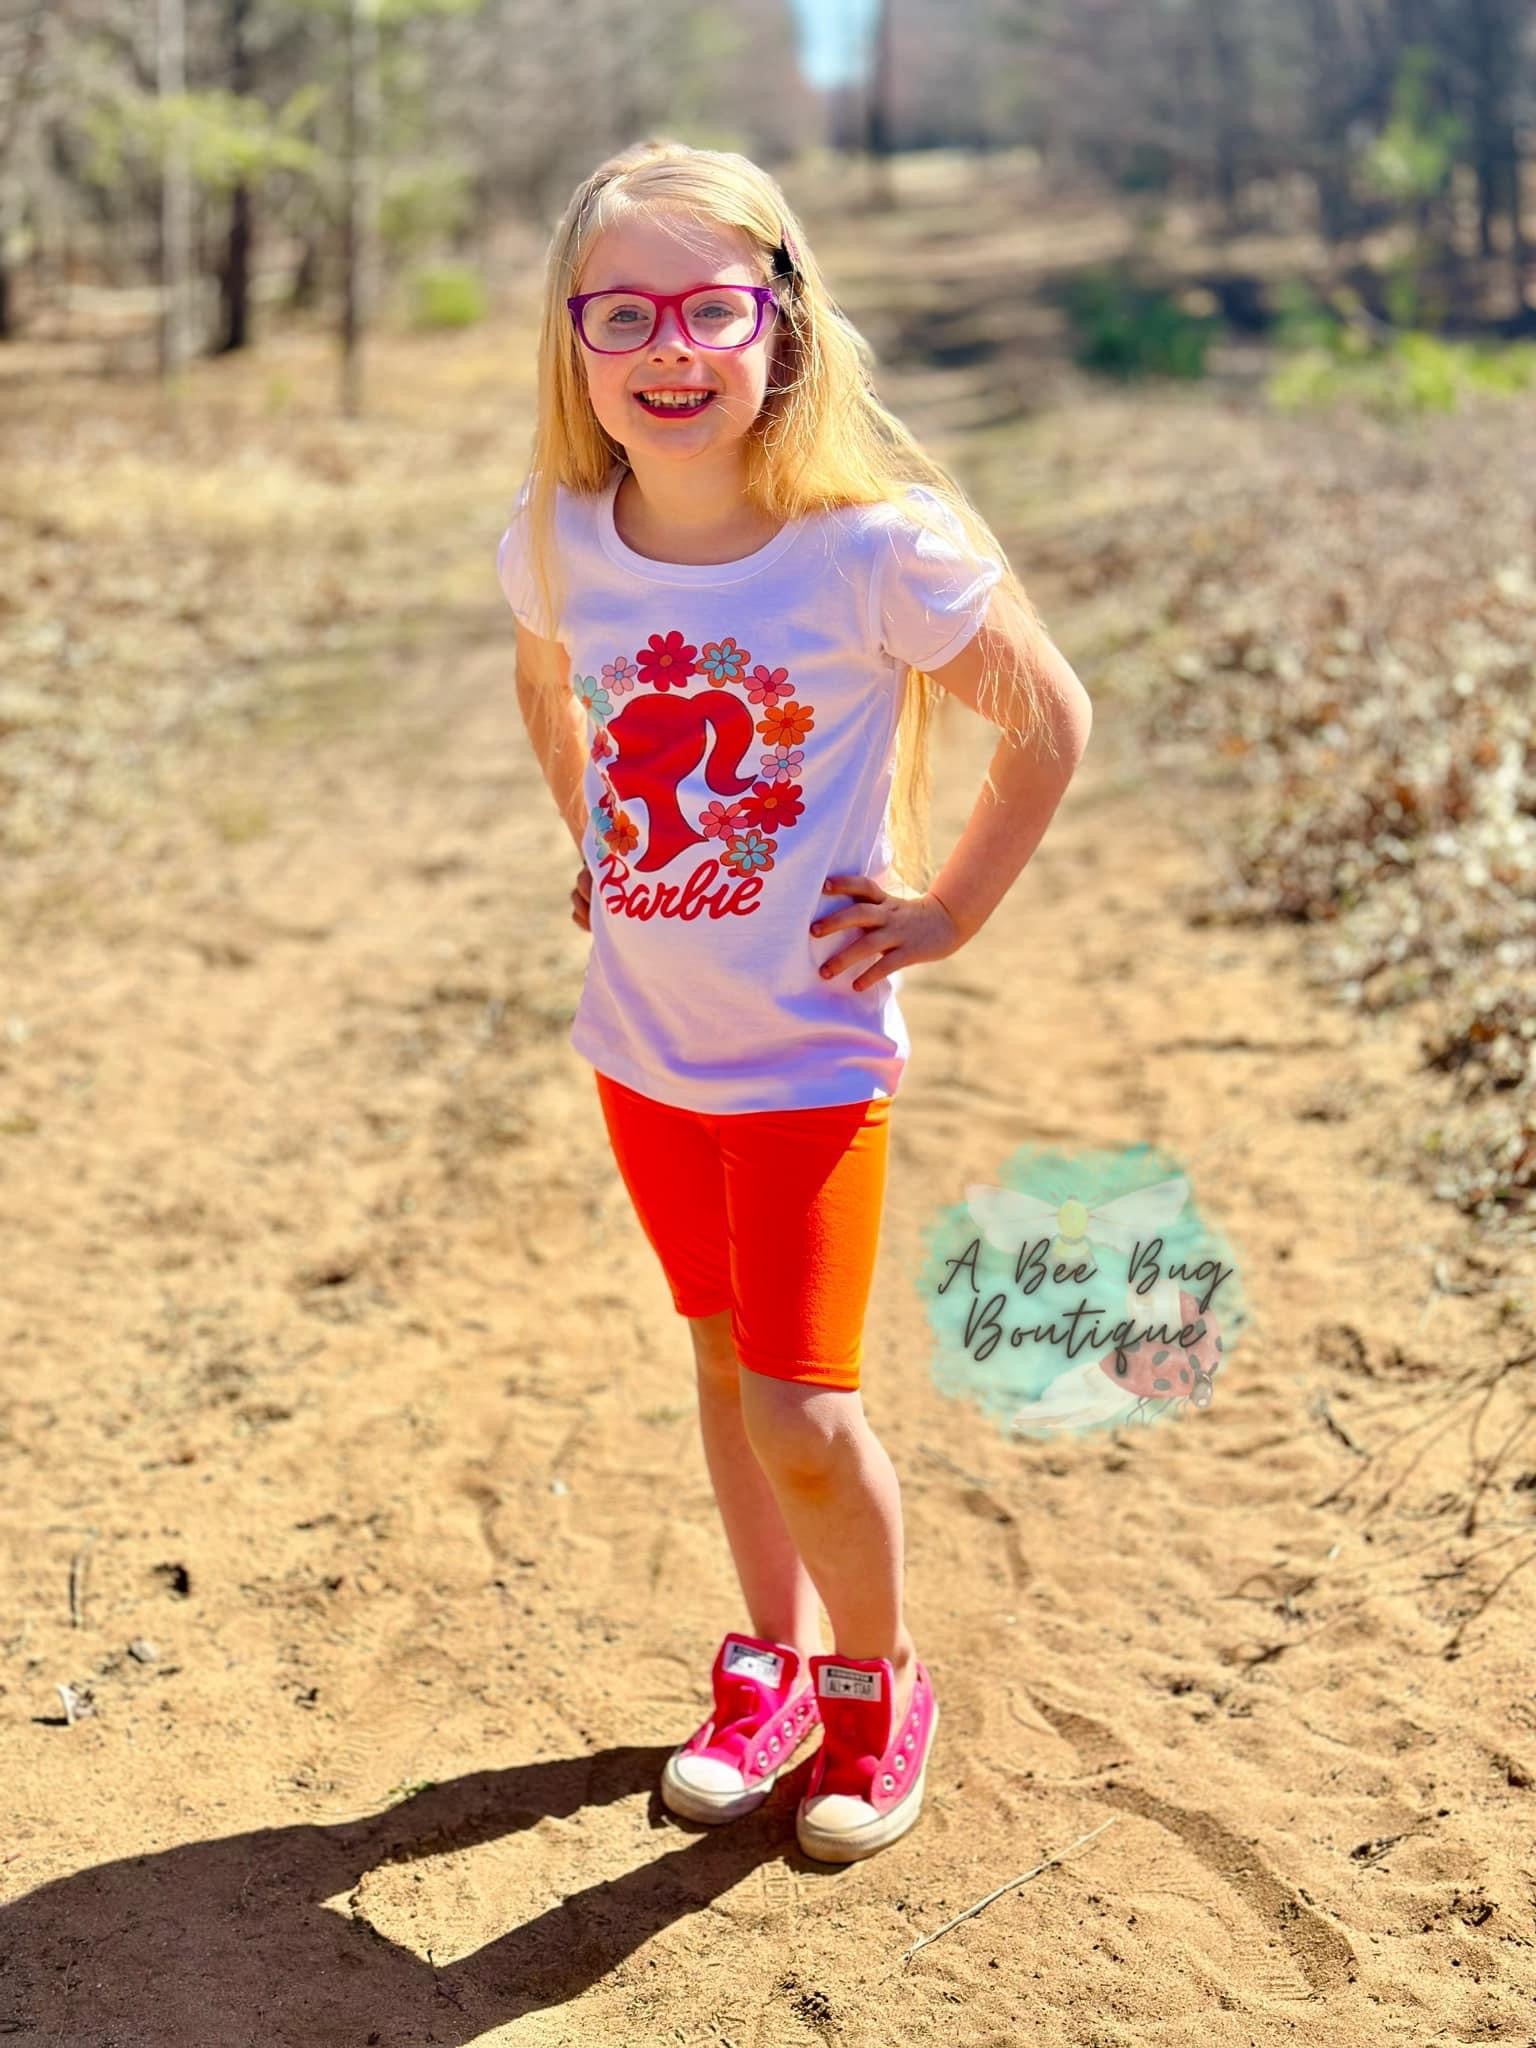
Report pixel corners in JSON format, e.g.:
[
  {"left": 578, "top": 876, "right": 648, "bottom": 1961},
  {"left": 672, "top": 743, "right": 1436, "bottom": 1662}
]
[{"left": 497, "top": 137, "right": 1092, "bottom": 1864}]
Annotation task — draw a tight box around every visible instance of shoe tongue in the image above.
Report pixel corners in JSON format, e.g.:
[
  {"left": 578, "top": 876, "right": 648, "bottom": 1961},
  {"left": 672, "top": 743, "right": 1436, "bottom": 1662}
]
[
  {"left": 814, "top": 1665, "right": 890, "bottom": 1795},
  {"left": 723, "top": 1639, "right": 787, "bottom": 1690},
  {"left": 816, "top": 1660, "right": 883, "bottom": 1703}
]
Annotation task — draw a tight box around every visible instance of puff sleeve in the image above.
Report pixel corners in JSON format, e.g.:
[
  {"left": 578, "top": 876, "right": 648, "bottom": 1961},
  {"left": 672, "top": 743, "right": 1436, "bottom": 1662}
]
[
  {"left": 870, "top": 485, "right": 1005, "bottom": 673},
  {"left": 494, "top": 479, "right": 554, "bottom": 638}
]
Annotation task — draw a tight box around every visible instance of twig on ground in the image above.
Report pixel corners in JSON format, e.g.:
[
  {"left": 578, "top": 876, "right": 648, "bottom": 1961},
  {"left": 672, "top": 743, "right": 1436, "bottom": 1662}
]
[
  {"left": 1311, "top": 1358, "right": 1507, "bottom": 1515},
  {"left": 1310, "top": 1390, "right": 1365, "bottom": 1456},
  {"left": 902, "top": 1818, "right": 1119, "bottom": 1962},
  {"left": 1442, "top": 1542, "right": 1536, "bottom": 1661},
  {"left": 68, "top": 1530, "right": 98, "bottom": 1629},
  {"left": 1459, "top": 1352, "right": 1536, "bottom": 1535}
]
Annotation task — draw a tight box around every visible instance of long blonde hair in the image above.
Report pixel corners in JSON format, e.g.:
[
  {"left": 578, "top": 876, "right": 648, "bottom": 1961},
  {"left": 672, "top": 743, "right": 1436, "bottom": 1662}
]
[{"left": 513, "top": 135, "right": 1057, "bottom": 896}]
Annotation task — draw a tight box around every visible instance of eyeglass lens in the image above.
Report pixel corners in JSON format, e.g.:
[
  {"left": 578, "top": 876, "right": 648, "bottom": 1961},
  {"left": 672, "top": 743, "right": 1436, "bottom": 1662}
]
[{"left": 579, "top": 287, "right": 763, "bottom": 352}]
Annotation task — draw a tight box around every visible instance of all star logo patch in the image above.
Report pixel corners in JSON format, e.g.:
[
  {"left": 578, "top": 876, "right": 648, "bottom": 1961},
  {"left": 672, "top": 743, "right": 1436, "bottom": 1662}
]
[
  {"left": 723, "top": 1641, "right": 785, "bottom": 1687},
  {"left": 817, "top": 1663, "right": 881, "bottom": 1702}
]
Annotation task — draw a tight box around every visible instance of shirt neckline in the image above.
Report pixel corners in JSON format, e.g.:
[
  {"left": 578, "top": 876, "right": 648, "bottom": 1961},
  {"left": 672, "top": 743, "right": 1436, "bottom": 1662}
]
[{"left": 596, "top": 467, "right": 804, "bottom": 584}]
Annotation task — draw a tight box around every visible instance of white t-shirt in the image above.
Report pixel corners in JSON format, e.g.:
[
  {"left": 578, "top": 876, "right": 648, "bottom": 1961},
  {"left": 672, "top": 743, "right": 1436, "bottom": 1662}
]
[{"left": 495, "top": 464, "right": 1003, "bottom": 1114}]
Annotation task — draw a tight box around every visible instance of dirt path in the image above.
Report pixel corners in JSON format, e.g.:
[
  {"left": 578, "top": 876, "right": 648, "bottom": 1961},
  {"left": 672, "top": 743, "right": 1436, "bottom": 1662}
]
[{"left": 3, "top": 549, "right": 1534, "bottom": 2045}]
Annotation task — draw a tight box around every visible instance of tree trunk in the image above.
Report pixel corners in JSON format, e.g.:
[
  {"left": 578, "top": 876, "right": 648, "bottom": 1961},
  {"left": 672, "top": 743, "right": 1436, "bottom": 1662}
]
[
  {"left": 218, "top": 184, "right": 253, "bottom": 352},
  {"left": 864, "top": 0, "right": 895, "bottom": 211},
  {"left": 1462, "top": 0, "right": 1530, "bottom": 312},
  {"left": 1302, "top": 0, "right": 1352, "bottom": 248},
  {"left": 0, "top": 0, "right": 49, "bottom": 342},
  {"left": 158, "top": 0, "right": 192, "bottom": 382},
  {"left": 1510, "top": 130, "right": 1531, "bottom": 315},
  {"left": 216, "top": 0, "right": 256, "bottom": 352},
  {"left": 1468, "top": 0, "right": 1501, "bottom": 259},
  {"left": 340, "top": 0, "right": 381, "bottom": 416},
  {"left": 291, "top": 233, "right": 322, "bottom": 309},
  {"left": 1198, "top": 0, "right": 1247, "bottom": 231}
]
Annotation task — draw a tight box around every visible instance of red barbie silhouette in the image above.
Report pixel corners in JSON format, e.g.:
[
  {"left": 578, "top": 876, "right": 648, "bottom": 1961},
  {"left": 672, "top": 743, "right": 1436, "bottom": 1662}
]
[{"left": 605, "top": 689, "right": 760, "bottom": 873}]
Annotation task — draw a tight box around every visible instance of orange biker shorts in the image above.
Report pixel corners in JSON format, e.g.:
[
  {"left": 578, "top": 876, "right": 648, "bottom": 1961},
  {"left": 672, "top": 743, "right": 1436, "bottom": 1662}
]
[{"left": 592, "top": 1069, "right": 892, "bottom": 1393}]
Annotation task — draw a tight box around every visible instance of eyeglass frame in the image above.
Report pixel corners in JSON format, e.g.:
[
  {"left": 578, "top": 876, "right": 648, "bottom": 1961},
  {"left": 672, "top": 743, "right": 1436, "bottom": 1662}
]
[{"left": 565, "top": 282, "right": 785, "bottom": 355}]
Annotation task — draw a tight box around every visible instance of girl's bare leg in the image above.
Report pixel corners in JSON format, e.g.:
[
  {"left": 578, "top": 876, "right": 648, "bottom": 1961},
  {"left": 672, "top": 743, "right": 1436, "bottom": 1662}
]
[
  {"left": 735, "top": 1370, "right": 919, "bottom": 1726},
  {"left": 688, "top": 1310, "right": 825, "bottom": 1667}
]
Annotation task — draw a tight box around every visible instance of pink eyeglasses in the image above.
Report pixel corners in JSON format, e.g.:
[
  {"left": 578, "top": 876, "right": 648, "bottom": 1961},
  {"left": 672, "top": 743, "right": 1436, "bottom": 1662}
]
[{"left": 566, "top": 282, "right": 783, "bottom": 355}]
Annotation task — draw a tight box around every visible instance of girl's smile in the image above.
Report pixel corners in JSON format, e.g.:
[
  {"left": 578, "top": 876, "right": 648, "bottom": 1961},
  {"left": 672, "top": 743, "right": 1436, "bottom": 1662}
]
[{"left": 632, "top": 387, "right": 719, "bottom": 419}]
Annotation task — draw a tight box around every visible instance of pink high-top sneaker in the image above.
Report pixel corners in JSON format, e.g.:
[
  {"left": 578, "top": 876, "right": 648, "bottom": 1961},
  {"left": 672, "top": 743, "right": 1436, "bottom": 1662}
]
[
  {"left": 661, "top": 1632, "right": 823, "bottom": 1825},
  {"left": 795, "top": 1652, "right": 939, "bottom": 1863}
]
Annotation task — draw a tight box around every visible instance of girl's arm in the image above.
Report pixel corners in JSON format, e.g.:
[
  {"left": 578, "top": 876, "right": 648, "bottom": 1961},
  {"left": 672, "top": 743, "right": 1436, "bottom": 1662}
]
[
  {"left": 926, "top": 620, "right": 1093, "bottom": 942},
  {"left": 514, "top": 619, "right": 588, "bottom": 858}
]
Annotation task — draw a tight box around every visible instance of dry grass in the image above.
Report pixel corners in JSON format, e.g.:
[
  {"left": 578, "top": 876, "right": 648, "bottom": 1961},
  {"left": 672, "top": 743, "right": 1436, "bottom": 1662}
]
[
  {"left": 0, "top": 315, "right": 540, "bottom": 866},
  {"left": 956, "top": 387, "right": 1536, "bottom": 1235}
]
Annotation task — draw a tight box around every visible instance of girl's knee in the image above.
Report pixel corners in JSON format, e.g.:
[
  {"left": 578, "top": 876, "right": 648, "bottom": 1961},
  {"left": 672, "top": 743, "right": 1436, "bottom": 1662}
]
[{"left": 738, "top": 1370, "right": 857, "bottom": 1478}]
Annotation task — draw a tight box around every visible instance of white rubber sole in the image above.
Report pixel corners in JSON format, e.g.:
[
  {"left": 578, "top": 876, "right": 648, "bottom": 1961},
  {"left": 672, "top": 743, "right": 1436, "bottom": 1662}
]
[
  {"left": 660, "top": 1720, "right": 822, "bottom": 1826},
  {"left": 795, "top": 1698, "right": 940, "bottom": 1863}
]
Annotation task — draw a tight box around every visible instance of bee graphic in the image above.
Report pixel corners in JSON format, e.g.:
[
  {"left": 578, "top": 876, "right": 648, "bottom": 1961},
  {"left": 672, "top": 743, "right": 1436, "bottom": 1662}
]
[{"left": 965, "top": 1175, "right": 1190, "bottom": 1301}]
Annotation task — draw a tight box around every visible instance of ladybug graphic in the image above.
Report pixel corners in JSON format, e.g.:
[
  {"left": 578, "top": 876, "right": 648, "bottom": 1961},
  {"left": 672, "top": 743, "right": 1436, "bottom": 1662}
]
[
  {"left": 1098, "top": 1286, "right": 1224, "bottom": 1417},
  {"left": 1009, "top": 1286, "right": 1227, "bottom": 1438}
]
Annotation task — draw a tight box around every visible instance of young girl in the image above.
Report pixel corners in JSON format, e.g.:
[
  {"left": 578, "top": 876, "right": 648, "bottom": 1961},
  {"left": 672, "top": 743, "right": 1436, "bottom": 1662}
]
[{"left": 496, "top": 138, "right": 1092, "bottom": 1865}]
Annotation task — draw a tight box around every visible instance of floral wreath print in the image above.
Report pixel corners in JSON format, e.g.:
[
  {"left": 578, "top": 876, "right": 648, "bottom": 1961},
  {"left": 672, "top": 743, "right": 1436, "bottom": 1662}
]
[{"left": 572, "top": 630, "right": 814, "bottom": 882}]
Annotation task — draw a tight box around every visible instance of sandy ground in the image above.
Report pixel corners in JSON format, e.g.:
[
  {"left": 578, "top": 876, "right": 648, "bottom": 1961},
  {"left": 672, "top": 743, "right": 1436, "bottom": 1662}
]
[{"left": 3, "top": 550, "right": 1536, "bottom": 2047}]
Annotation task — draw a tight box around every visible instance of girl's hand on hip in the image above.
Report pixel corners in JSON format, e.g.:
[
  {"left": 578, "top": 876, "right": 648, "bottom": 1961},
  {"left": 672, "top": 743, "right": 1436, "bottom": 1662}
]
[
  {"left": 572, "top": 862, "right": 592, "bottom": 932},
  {"left": 809, "top": 873, "right": 966, "bottom": 992}
]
